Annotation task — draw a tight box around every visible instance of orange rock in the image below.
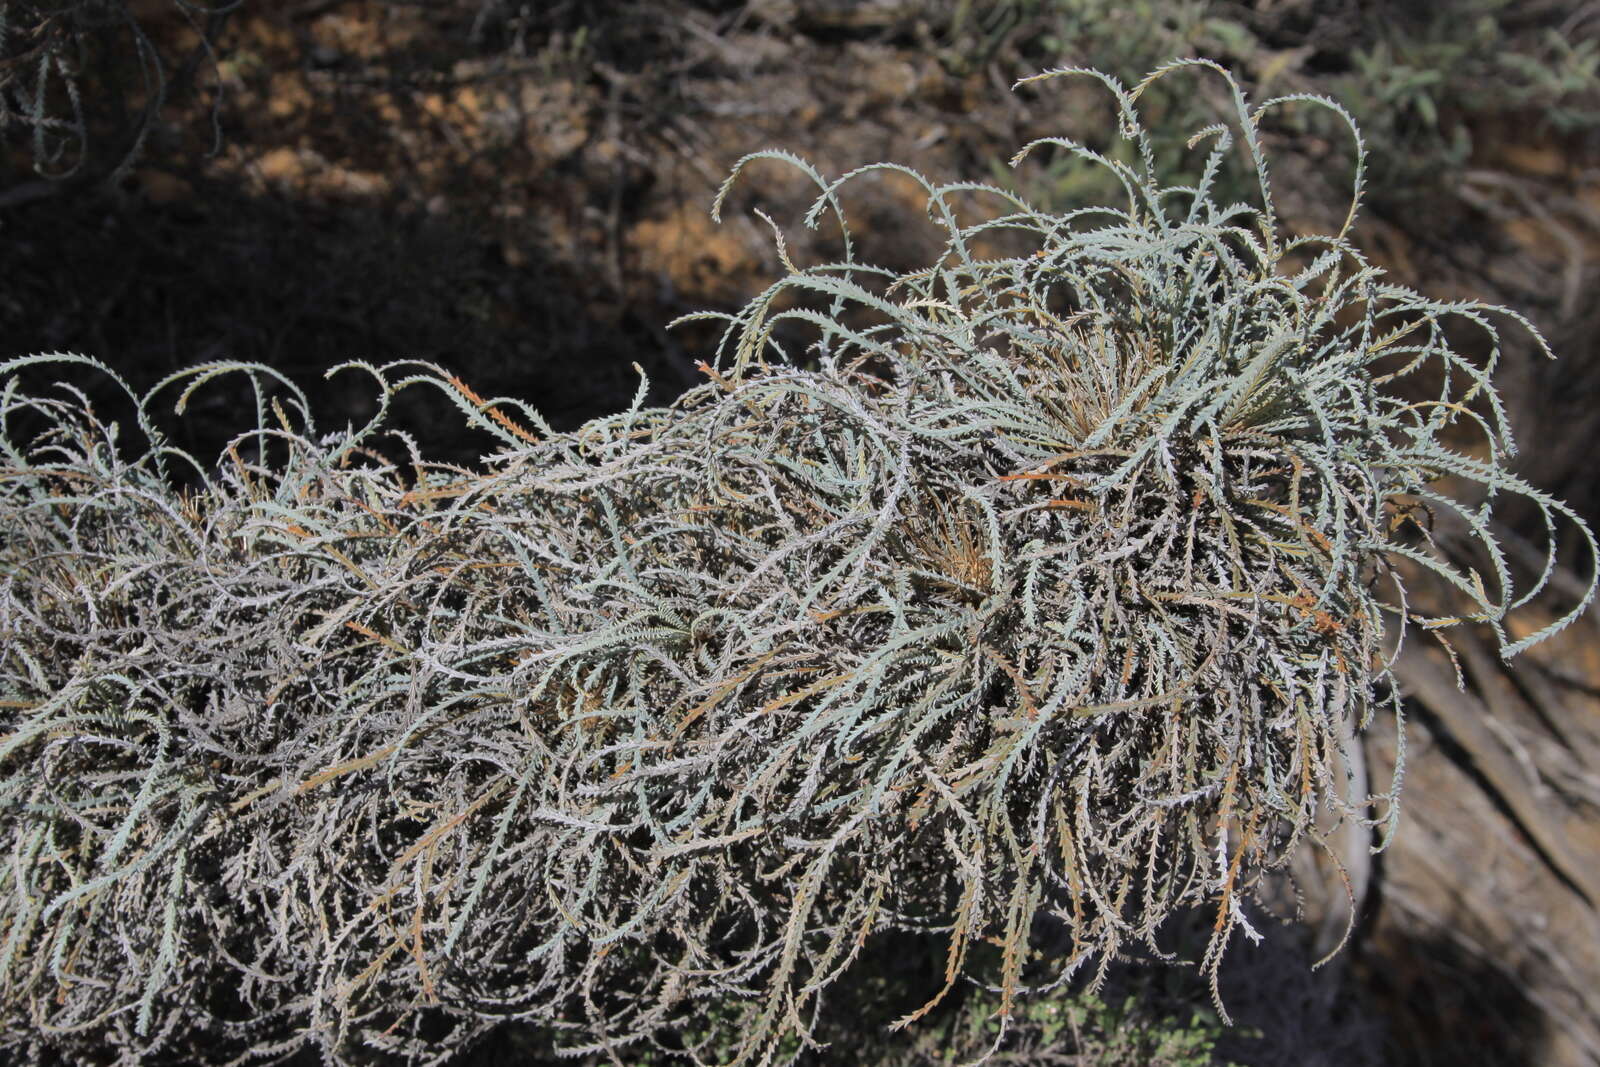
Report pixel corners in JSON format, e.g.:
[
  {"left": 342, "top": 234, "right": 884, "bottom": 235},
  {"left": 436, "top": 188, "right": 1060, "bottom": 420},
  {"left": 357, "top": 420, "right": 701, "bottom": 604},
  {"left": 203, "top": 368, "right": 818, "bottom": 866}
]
[{"left": 256, "top": 146, "right": 303, "bottom": 183}]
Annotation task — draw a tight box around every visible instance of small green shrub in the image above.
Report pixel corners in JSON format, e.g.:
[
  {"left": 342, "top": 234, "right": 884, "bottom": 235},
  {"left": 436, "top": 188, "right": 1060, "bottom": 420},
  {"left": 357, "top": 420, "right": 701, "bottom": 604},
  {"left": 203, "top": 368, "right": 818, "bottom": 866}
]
[
  {"left": 949, "top": 989, "right": 1237, "bottom": 1066},
  {"left": 0, "top": 62, "right": 1592, "bottom": 1065}
]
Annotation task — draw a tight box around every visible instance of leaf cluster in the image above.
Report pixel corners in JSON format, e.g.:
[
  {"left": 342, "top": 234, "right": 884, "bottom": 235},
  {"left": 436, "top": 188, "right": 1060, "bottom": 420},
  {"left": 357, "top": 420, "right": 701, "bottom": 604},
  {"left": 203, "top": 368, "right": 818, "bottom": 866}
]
[{"left": 0, "top": 63, "right": 1593, "bottom": 1065}]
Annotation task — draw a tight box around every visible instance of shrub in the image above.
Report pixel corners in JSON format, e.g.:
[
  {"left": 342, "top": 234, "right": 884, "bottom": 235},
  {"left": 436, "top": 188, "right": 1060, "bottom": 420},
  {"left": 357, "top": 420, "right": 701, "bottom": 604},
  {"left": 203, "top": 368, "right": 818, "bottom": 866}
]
[{"left": 0, "top": 62, "right": 1592, "bottom": 1065}]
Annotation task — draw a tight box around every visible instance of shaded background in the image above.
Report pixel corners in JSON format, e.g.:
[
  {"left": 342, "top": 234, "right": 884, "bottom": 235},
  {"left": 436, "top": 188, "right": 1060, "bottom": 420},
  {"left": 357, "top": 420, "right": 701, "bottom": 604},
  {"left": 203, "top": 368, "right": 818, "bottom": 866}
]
[{"left": 4, "top": 1, "right": 1600, "bottom": 1063}]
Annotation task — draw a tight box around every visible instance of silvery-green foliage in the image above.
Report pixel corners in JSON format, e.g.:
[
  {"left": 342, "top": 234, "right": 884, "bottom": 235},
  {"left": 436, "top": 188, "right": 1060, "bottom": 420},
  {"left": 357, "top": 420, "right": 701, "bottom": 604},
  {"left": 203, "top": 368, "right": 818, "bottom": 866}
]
[{"left": 0, "top": 62, "right": 1593, "bottom": 1066}]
